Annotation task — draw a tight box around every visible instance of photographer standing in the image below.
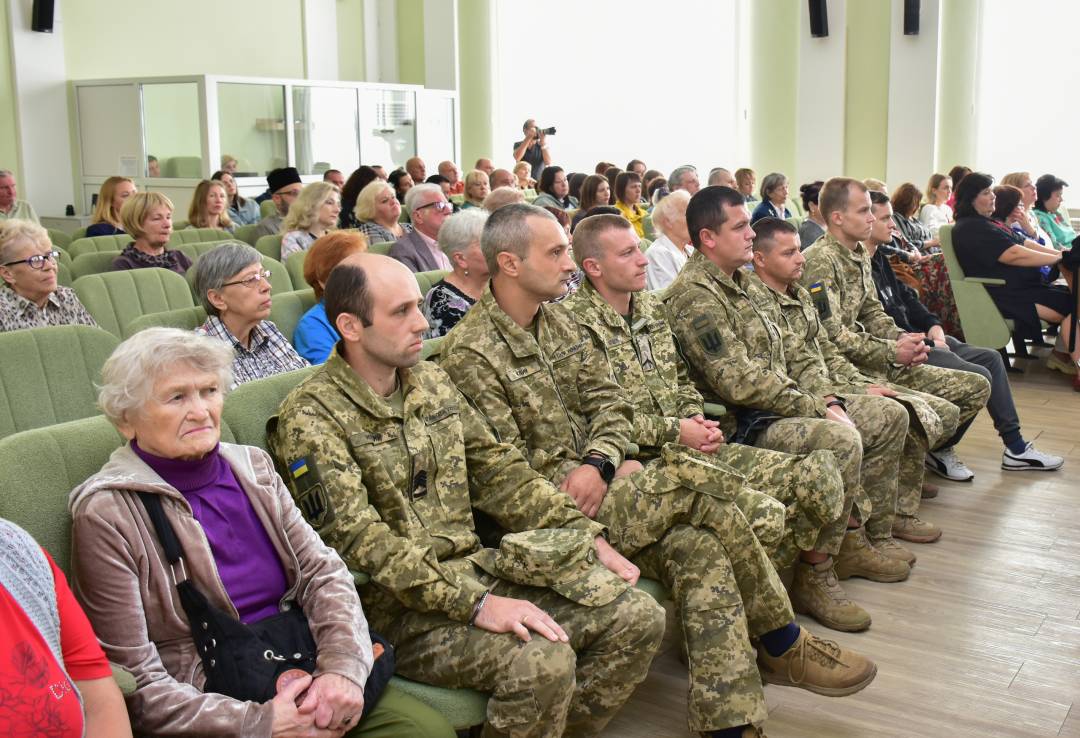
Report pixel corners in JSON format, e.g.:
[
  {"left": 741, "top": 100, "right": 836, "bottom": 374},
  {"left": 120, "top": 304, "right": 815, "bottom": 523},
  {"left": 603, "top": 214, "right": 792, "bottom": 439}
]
[{"left": 513, "top": 118, "right": 552, "bottom": 180}]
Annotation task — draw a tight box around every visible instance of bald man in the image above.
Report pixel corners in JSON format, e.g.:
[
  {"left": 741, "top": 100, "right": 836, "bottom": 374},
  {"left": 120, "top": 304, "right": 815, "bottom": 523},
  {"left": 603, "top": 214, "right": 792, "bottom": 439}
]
[
  {"left": 474, "top": 157, "right": 495, "bottom": 175},
  {"left": 405, "top": 156, "right": 426, "bottom": 185},
  {"left": 270, "top": 254, "right": 665, "bottom": 738},
  {"left": 490, "top": 168, "right": 516, "bottom": 189}
]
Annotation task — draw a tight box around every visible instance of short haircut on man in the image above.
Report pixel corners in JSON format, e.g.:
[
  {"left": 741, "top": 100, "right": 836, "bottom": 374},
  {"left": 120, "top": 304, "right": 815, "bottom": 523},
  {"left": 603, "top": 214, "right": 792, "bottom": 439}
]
[
  {"left": 751, "top": 216, "right": 798, "bottom": 253},
  {"left": 818, "top": 177, "right": 868, "bottom": 221},
  {"left": 481, "top": 202, "right": 557, "bottom": 274},
  {"left": 668, "top": 165, "right": 696, "bottom": 190},
  {"left": 707, "top": 167, "right": 733, "bottom": 186},
  {"left": 323, "top": 169, "right": 342, "bottom": 181},
  {"left": 325, "top": 261, "right": 375, "bottom": 328},
  {"left": 572, "top": 214, "right": 633, "bottom": 269},
  {"left": 404, "top": 183, "right": 442, "bottom": 215},
  {"left": 868, "top": 190, "right": 891, "bottom": 207},
  {"left": 685, "top": 185, "right": 748, "bottom": 249}
]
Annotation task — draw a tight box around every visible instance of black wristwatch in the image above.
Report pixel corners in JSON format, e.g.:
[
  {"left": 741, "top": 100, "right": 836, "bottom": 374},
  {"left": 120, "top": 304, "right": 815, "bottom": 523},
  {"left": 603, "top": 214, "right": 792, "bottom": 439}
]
[
  {"left": 825, "top": 398, "right": 846, "bottom": 411},
  {"left": 582, "top": 453, "right": 616, "bottom": 483}
]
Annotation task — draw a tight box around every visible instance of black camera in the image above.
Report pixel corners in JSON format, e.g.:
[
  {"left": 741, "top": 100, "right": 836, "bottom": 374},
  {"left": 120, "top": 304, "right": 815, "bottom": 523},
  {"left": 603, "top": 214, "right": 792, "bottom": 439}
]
[{"left": 538, "top": 126, "right": 556, "bottom": 136}]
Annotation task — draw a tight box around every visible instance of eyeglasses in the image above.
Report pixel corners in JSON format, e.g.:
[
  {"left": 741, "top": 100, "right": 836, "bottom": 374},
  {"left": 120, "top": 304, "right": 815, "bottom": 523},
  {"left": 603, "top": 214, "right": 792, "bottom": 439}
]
[
  {"left": 221, "top": 268, "right": 272, "bottom": 289},
  {"left": 415, "top": 200, "right": 452, "bottom": 214},
  {"left": 2, "top": 250, "right": 60, "bottom": 270}
]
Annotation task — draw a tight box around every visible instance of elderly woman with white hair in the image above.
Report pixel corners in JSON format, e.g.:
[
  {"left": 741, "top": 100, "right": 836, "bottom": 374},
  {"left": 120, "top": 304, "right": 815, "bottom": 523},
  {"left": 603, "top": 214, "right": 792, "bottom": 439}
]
[
  {"left": 421, "top": 208, "right": 489, "bottom": 338},
  {"left": 644, "top": 189, "right": 693, "bottom": 290},
  {"left": 69, "top": 327, "right": 456, "bottom": 738},
  {"left": 194, "top": 242, "right": 308, "bottom": 385},
  {"left": 280, "top": 181, "right": 341, "bottom": 260},
  {"left": 0, "top": 219, "right": 97, "bottom": 332},
  {"left": 354, "top": 180, "right": 413, "bottom": 245}
]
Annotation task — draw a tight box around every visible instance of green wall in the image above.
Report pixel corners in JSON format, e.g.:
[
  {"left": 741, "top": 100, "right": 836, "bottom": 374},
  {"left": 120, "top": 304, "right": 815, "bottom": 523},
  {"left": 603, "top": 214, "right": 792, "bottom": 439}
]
[
  {"left": 748, "top": 0, "right": 799, "bottom": 177},
  {"left": 396, "top": 0, "right": 426, "bottom": 85},
  {"left": 458, "top": 0, "right": 494, "bottom": 167},
  {"left": 337, "top": 0, "right": 366, "bottom": 81},
  {"left": 935, "top": 0, "right": 980, "bottom": 172},
  {"left": 0, "top": 3, "right": 21, "bottom": 182},
  {"left": 843, "top": 2, "right": 891, "bottom": 179}
]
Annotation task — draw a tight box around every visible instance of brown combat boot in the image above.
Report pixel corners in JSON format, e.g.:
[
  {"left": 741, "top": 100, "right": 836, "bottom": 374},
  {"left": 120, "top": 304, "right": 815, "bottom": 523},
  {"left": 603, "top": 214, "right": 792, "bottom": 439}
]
[
  {"left": 892, "top": 514, "right": 942, "bottom": 543},
  {"left": 834, "top": 528, "right": 910, "bottom": 582},
  {"left": 790, "top": 559, "right": 871, "bottom": 632},
  {"left": 874, "top": 536, "right": 916, "bottom": 566},
  {"left": 757, "top": 628, "right": 877, "bottom": 697}
]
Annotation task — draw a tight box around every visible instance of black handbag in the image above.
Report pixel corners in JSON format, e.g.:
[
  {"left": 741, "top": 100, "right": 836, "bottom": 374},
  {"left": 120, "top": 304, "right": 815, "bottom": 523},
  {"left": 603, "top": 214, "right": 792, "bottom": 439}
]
[
  {"left": 137, "top": 492, "right": 394, "bottom": 714},
  {"left": 732, "top": 408, "right": 781, "bottom": 446}
]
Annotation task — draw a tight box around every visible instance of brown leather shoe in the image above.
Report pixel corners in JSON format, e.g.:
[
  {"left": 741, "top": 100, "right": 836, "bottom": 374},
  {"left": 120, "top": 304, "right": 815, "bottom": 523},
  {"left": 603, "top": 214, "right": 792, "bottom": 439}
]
[
  {"left": 892, "top": 514, "right": 942, "bottom": 544},
  {"left": 757, "top": 628, "right": 877, "bottom": 697},
  {"left": 834, "top": 528, "right": 910, "bottom": 582}
]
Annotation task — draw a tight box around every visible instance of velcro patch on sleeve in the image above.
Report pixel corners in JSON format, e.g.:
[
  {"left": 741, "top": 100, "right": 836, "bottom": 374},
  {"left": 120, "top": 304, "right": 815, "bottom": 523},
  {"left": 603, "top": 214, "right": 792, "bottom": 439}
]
[
  {"left": 690, "top": 315, "right": 723, "bottom": 357},
  {"left": 287, "top": 456, "right": 336, "bottom": 527},
  {"left": 808, "top": 281, "right": 832, "bottom": 320}
]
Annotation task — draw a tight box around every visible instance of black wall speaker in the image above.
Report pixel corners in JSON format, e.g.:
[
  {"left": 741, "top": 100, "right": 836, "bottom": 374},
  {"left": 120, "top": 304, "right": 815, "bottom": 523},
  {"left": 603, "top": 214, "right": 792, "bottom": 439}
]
[
  {"left": 31, "top": 0, "right": 55, "bottom": 32},
  {"left": 903, "top": 0, "right": 921, "bottom": 35},
  {"left": 809, "top": 0, "right": 829, "bottom": 38}
]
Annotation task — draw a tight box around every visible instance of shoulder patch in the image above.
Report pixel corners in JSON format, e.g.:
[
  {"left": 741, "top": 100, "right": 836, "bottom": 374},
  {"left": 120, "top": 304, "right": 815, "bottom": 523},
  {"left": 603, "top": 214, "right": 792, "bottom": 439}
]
[
  {"left": 808, "top": 281, "right": 832, "bottom": 320},
  {"left": 287, "top": 457, "right": 335, "bottom": 528},
  {"left": 690, "top": 315, "right": 723, "bottom": 357}
]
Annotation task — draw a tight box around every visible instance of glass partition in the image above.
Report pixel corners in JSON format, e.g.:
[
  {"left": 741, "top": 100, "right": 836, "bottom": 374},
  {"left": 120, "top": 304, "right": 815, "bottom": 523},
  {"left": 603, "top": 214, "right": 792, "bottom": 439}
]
[
  {"left": 217, "top": 82, "right": 287, "bottom": 177},
  {"left": 358, "top": 88, "right": 416, "bottom": 171},
  {"left": 292, "top": 86, "right": 360, "bottom": 176},
  {"left": 142, "top": 82, "right": 202, "bottom": 178}
]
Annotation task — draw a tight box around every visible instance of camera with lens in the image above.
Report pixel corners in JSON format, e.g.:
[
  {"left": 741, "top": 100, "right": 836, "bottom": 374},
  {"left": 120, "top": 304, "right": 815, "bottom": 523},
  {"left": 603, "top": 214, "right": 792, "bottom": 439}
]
[{"left": 538, "top": 126, "right": 556, "bottom": 136}]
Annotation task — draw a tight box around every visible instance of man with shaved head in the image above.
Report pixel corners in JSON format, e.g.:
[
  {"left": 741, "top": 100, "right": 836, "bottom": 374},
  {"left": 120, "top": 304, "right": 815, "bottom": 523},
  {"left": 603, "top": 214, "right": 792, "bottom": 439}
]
[
  {"left": 269, "top": 253, "right": 665, "bottom": 738},
  {"left": 474, "top": 157, "right": 495, "bottom": 175},
  {"left": 437, "top": 160, "right": 464, "bottom": 195},
  {"left": 489, "top": 168, "right": 516, "bottom": 189},
  {"left": 405, "top": 156, "right": 427, "bottom": 185}
]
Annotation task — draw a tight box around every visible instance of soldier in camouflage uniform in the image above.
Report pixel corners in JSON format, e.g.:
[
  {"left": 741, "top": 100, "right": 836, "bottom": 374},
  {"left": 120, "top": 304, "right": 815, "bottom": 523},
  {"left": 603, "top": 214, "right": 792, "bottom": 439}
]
[
  {"left": 440, "top": 204, "right": 877, "bottom": 737},
  {"left": 269, "top": 253, "right": 667, "bottom": 738},
  {"left": 563, "top": 214, "right": 846, "bottom": 575},
  {"left": 800, "top": 177, "right": 991, "bottom": 542}
]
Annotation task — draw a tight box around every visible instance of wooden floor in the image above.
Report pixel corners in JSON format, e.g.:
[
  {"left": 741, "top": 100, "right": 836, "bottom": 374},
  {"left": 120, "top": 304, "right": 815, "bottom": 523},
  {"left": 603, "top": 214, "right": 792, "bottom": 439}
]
[{"left": 601, "top": 354, "right": 1080, "bottom": 738}]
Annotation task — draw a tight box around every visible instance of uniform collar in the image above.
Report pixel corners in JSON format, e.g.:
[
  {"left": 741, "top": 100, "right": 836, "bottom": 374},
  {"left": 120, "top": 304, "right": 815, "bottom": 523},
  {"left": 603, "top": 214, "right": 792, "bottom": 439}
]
[
  {"left": 476, "top": 286, "right": 546, "bottom": 360},
  {"left": 749, "top": 273, "right": 804, "bottom": 307},
  {"left": 820, "top": 232, "right": 869, "bottom": 262},
  {"left": 577, "top": 280, "right": 631, "bottom": 331},
  {"left": 323, "top": 349, "right": 421, "bottom": 420},
  {"left": 686, "top": 250, "right": 751, "bottom": 294}
]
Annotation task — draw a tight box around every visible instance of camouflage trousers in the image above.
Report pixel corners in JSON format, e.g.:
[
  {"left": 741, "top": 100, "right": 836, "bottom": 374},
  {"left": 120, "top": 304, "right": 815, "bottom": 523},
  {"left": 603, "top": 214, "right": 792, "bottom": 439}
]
[{"left": 383, "top": 574, "right": 666, "bottom": 738}]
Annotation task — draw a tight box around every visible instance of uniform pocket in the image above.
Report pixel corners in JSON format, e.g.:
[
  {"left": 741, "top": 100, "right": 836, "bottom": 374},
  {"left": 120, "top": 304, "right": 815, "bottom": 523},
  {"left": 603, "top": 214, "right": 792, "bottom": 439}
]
[{"left": 487, "top": 689, "right": 542, "bottom": 729}]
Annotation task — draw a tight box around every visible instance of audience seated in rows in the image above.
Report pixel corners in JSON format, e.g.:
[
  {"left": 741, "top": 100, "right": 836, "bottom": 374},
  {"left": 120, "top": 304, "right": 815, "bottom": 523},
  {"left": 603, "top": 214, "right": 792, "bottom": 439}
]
[
  {"left": 647, "top": 177, "right": 669, "bottom": 207},
  {"left": 422, "top": 208, "right": 488, "bottom": 338},
  {"left": 603, "top": 166, "right": 622, "bottom": 203},
  {"left": 750, "top": 172, "right": 791, "bottom": 223},
  {"left": 252, "top": 167, "right": 303, "bottom": 240},
  {"left": 389, "top": 169, "right": 414, "bottom": 204},
  {"left": 0, "top": 169, "right": 38, "bottom": 223},
  {"left": 461, "top": 169, "right": 490, "bottom": 209},
  {"left": 211, "top": 170, "right": 260, "bottom": 226},
  {"left": 194, "top": 242, "right": 308, "bottom": 385},
  {"left": 919, "top": 173, "right": 954, "bottom": 234},
  {"left": 1033, "top": 173, "right": 1077, "bottom": 250},
  {"left": 294, "top": 230, "right": 369, "bottom": 364},
  {"left": 339, "top": 166, "right": 380, "bottom": 229},
  {"left": 425, "top": 173, "right": 454, "bottom": 202},
  {"left": 390, "top": 184, "right": 452, "bottom": 272},
  {"left": 798, "top": 180, "right": 826, "bottom": 248},
  {"left": 568, "top": 172, "right": 587, "bottom": 202},
  {"left": 513, "top": 160, "right": 535, "bottom": 189},
  {"left": 280, "top": 181, "right": 341, "bottom": 260},
  {"left": 0, "top": 220, "right": 96, "bottom": 332},
  {"left": 571, "top": 174, "right": 611, "bottom": 231},
  {"left": 642, "top": 168, "right": 664, "bottom": 194},
  {"left": 115, "top": 192, "right": 192, "bottom": 275},
  {"left": 187, "top": 179, "right": 234, "bottom": 233},
  {"left": 1000, "top": 172, "right": 1053, "bottom": 246},
  {"left": 87, "top": 176, "right": 136, "bottom": 237},
  {"left": 355, "top": 180, "right": 413, "bottom": 244},
  {"left": 531, "top": 166, "right": 578, "bottom": 211},
  {"left": 645, "top": 189, "right": 692, "bottom": 290},
  {"left": 613, "top": 171, "right": 646, "bottom": 237},
  {"left": 481, "top": 185, "right": 525, "bottom": 212},
  {"left": 71, "top": 328, "right": 453, "bottom": 738}
]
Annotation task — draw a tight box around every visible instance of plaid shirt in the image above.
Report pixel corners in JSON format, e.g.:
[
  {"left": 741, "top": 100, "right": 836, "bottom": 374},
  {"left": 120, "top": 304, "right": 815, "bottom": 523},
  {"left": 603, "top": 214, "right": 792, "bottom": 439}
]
[
  {"left": 196, "top": 315, "right": 308, "bottom": 385},
  {"left": 0, "top": 285, "right": 97, "bottom": 333}
]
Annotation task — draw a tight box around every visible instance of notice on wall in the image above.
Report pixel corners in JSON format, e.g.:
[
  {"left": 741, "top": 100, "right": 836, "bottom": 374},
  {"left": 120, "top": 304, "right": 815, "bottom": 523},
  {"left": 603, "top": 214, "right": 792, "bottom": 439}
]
[{"left": 118, "top": 156, "right": 139, "bottom": 177}]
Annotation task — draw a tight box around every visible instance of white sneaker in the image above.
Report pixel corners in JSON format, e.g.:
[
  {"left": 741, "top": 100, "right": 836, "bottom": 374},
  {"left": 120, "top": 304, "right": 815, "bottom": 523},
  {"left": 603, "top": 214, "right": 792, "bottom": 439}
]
[
  {"left": 925, "top": 447, "right": 975, "bottom": 482},
  {"left": 1002, "top": 443, "right": 1064, "bottom": 471}
]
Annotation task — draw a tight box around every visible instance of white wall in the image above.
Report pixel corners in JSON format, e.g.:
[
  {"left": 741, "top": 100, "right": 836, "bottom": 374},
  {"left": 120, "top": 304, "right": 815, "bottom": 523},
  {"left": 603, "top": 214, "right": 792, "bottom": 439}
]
[
  {"left": 795, "top": 0, "right": 846, "bottom": 185},
  {"left": 303, "top": 0, "right": 340, "bottom": 80},
  {"left": 885, "top": 0, "right": 940, "bottom": 188}
]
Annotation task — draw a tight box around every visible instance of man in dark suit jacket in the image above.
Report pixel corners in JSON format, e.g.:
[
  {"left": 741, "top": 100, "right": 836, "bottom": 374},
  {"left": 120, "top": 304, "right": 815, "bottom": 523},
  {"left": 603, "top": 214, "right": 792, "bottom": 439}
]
[{"left": 390, "top": 183, "right": 453, "bottom": 273}]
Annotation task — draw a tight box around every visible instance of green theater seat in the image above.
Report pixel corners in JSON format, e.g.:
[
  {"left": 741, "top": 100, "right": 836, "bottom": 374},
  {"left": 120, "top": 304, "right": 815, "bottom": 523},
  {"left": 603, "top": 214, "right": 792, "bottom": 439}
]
[
  {"left": 48, "top": 228, "right": 72, "bottom": 248},
  {"left": 267, "top": 288, "right": 317, "bottom": 343},
  {"left": 415, "top": 269, "right": 449, "bottom": 296},
  {"left": 169, "top": 228, "right": 232, "bottom": 246},
  {"left": 176, "top": 239, "right": 236, "bottom": 263},
  {"left": 255, "top": 233, "right": 285, "bottom": 260},
  {"left": 68, "top": 234, "right": 133, "bottom": 258},
  {"left": 368, "top": 241, "right": 393, "bottom": 256},
  {"left": 234, "top": 223, "right": 262, "bottom": 246},
  {"left": 286, "top": 250, "right": 309, "bottom": 289},
  {"left": 73, "top": 268, "right": 195, "bottom": 338},
  {"left": 125, "top": 305, "right": 208, "bottom": 334},
  {"left": 70, "top": 251, "right": 120, "bottom": 280}
]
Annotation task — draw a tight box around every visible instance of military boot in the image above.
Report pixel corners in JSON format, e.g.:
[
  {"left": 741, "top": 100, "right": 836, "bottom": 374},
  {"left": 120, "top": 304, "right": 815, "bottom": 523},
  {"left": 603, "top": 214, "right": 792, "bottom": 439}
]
[
  {"left": 874, "top": 536, "right": 917, "bottom": 566},
  {"left": 834, "top": 528, "right": 910, "bottom": 582},
  {"left": 790, "top": 559, "right": 871, "bottom": 632},
  {"left": 893, "top": 514, "right": 942, "bottom": 543},
  {"left": 757, "top": 628, "right": 877, "bottom": 697}
]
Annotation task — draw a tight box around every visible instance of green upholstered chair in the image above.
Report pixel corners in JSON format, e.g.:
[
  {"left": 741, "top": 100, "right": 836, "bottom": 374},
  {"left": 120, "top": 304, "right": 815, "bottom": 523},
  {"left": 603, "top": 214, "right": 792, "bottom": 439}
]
[
  {"left": 71, "top": 226, "right": 88, "bottom": 241},
  {"left": 176, "top": 239, "right": 234, "bottom": 264},
  {"left": 48, "top": 228, "right": 72, "bottom": 248},
  {"left": 938, "top": 225, "right": 1012, "bottom": 349},
  {"left": 0, "top": 325, "right": 120, "bottom": 439},
  {"left": 56, "top": 247, "right": 72, "bottom": 267},
  {"left": 286, "top": 250, "right": 309, "bottom": 289},
  {"left": 234, "top": 223, "right": 262, "bottom": 246},
  {"left": 415, "top": 269, "right": 449, "bottom": 296},
  {"left": 56, "top": 261, "right": 73, "bottom": 286},
  {"left": 638, "top": 238, "right": 653, "bottom": 253},
  {"left": 184, "top": 254, "right": 293, "bottom": 300},
  {"left": 125, "top": 305, "right": 208, "bottom": 334},
  {"left": 68, "top": 234, "right": 132, "bottom": 258},
  {"left": 522, "top": 188, "right": 537, "bottom": 201},
  {"left": 787, "top": 197, "right": 805, "bottom": 218},
  {"left": 168, "top": 228, "right": 232, "bottom": 246},
  {"left": 369, "top": 241, "right": 393, "bottom": 256},
  {"left": 450, "top": 194, "right": 465, "bottom": 206},
  {"left": 260, "top": 200, "right": 278, "bottom": 219},
  {"left": 268, "top": 289, "right": 317, "bottom": 343},
  {"left": 163, "top": 156, "right": 203, "bottom": 178},
  {"left": 221, "top": 367, "right": 315, "bottom": 450},
  {"left": 73, "top": 268, "right": 195, "bottom": 338},
  {"left": 70, "top": 251, "right": 120, "bottom": 280},
  {"left": 255, "top": 233, "right": 285, "bottom": 260},
  {"left": 171, "top": 219, "right": 190, "bottom": 230},
  {"left": 642, "top": 214, "right": 656, "bottom": 240},
  {"left": 421, "top": 336, "right": 444, "bottom": 361}
]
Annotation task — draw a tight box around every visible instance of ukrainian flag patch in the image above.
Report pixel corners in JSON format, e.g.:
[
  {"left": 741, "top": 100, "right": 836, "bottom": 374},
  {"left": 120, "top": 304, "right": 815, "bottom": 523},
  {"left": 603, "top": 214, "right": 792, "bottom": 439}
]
[{"left": 289, "top": 458, "right": 309, "bottom": 479}]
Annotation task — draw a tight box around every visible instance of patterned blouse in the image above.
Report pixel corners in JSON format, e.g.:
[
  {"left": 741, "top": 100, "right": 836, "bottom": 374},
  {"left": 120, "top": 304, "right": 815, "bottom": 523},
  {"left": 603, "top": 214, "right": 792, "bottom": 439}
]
[
  {"left": 0, "top": 285, "right": 97, "bottom": 333},
  {"left": 280, "top": 231, "right": 318, "bottom": 261},
  {"left": 112, "top": 244, "right": 192, "bottom": 275},
  {"left": 358, "top": 221, "right": 413, "bottom": 246},
  {"left": 422, "top": 280, "right": 477, "bottom": 339},
  {"left": 195, "top": 315, "right": 309, "bottom": 385}
]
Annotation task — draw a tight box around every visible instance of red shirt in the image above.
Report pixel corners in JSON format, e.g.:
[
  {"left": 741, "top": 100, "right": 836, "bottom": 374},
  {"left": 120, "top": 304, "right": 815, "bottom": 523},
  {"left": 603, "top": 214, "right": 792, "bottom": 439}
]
[{"left": 0, "top": 551, "right": 112, "bottom": 738}]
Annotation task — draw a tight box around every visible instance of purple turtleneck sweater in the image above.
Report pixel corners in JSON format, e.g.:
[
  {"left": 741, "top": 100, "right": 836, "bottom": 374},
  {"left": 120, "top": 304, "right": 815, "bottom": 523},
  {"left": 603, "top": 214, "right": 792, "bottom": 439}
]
[{"left": 132, "top": 441, "right": 289, "bottom": 624}]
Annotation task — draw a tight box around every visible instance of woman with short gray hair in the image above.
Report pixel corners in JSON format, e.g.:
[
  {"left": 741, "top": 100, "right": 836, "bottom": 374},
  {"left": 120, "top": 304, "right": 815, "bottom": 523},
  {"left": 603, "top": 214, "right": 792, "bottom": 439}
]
[
  {"left": 751, "top": 172, "right": 792, "bottom": 223},
  {"left": 422, "top": 208, "right": 489, "bottom": 338},
  {"left": 193, "top": 242, "right": 308, "bottom": 384}
]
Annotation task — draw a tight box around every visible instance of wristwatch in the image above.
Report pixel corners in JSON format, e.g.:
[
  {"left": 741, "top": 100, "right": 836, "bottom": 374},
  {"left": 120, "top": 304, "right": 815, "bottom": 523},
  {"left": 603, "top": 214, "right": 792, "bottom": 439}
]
[{"left": 582, "top": 453, "right": 616, "bottom": 484}]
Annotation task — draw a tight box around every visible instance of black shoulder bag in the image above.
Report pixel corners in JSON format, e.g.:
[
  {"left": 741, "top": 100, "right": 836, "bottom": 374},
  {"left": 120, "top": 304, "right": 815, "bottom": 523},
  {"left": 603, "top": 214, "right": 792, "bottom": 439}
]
[{"left": 137, "top": 492, "right": 394, "bottom": 714}]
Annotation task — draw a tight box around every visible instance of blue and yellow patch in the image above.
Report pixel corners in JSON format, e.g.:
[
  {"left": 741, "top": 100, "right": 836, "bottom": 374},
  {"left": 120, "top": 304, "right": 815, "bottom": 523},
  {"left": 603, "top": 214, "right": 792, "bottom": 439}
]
[{"left": 289, "top": 458, "right": 309, "bottom": 479}]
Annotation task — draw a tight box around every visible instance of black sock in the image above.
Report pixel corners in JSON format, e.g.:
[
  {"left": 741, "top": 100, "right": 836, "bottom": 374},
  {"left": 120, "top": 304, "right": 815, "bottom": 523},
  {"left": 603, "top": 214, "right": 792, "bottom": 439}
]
[{"left": 759, "top": 621, "right": 801, "bottom": 657}]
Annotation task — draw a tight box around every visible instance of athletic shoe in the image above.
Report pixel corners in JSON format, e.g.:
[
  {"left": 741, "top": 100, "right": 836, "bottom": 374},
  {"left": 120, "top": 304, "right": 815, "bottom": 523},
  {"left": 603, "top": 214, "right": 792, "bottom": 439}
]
[
  {"left": 757, "top": 628, "right": 877, "bottom": 697},
  {"left": 1046, "top": 353, "right": 1078, "bottom": 376},
  {"left": 1002, "top": 443, "right": 1064, "bottom": 471},
  {"left": 925, "top": 447, "right": 975, "bottom": 482}
]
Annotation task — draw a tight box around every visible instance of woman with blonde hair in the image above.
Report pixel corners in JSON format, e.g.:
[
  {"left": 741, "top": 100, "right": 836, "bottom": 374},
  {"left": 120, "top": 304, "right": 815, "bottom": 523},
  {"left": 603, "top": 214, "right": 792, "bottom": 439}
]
[
  {"left": 87, "top": 176, "right": 137, "bottom": 237},
  {"left": 919, "top": 173, "right": 953, "bottom": 234},
  {"left": 461, "top": 169, "right": 491, "bottom": 209},
  {"left": 354, "top": 180, "right": 412, "bottom": 245},
  {"left": 280, "top": 181, "right": 341, "bottom": 260},
  {"left": 212, "top": 170, "right": 260, "bottom": 225},
  {"left": 999, "top": 172, "right": 1051, "bottom": 245},
  {"left": 187, "top": 179, "right": 234, "bottom": 232},
  {"left": 116, "top": 191, "right": 191, "bottom": 274},
  {"left": 513, "top": 160, "right": 534, "bottom": 189}
]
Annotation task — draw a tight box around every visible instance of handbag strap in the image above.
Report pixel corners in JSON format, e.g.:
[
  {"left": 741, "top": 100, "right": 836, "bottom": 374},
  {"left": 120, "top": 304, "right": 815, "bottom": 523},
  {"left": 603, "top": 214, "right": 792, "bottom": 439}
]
[{"left": 137, "top": 492, "right": 186, "bottom": 565}]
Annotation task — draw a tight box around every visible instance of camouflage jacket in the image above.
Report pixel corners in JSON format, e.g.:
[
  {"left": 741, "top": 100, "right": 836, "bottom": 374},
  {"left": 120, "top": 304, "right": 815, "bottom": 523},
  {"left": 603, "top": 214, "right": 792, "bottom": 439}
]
[
  {"left": 800, "top": 233, "right": 904, "bottom": 373},
  {"left": 564, "top": 280, "right": 702, "bottom": 454},
  {"left": 664, "top": 252, "right": 829, "bottom": 424},
  {"left": 440, "top": 287, "right": 633, "bottom": 485},
  {"left": 746, "top": 274, "right": 873, "bottom": 397},
  {"left": 268, "top": 352, "right": 604, "bottom": 624}
]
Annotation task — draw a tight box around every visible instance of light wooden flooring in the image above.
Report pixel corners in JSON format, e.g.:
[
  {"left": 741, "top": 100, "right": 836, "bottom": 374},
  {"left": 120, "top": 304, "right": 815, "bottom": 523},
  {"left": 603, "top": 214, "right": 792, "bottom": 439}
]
[{"left": 601, "top": 356, "right": 1080, "bottom": 738}]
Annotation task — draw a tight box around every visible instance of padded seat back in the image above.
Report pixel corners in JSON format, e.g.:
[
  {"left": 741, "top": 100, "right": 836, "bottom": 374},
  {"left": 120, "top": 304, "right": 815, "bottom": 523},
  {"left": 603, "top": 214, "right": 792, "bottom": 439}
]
[
  {"left": 185, "top": 254, "right": 293, "bottom": 299},
  {"left": 71, "top": 251, "right": 120, "bottom": 280},
  {"left": 234, "top": 223, "right": 261, "bottom": 245},
  {"left": 176, "top": 239, "right": 235, "bottom": 264},
  {"left": 255, "top": 233, "right": 285, "bottom": 260},
  {"left": 164, "top": 156, "right": 203, "bottom": 178},
  {"left": 74, "top": 268, "right": 196, "bottom": 338},
  {"left": 69, "top": 234, "right": 131, "bottom": 258},
  {"left": 126, "top": 305, "right": 208, "bottom": 334},
  {"left": 0, "top": 325, "right": 120, "bottom": 439},
  {"left": 415, "top": 269, "right": 449, "bottom": 296},
  {"left": 221, "top": 366, "right": 315, "bottom": 451},
  {"left": 268, "top": 288, "right": 317, "bottom": 343},
  {"left": 938, "top": 225, "right": 1012, "bottom": 348},
  {"left": 260, "top": 200, "right": 278, "bottom": 218},
  {"left": 286, "top": 251, "right": 309, "bottom": 289},
  {"left": 56, "top": 261, "right": 73, "bottom": 286},
  {"left": 48, "top": 228, "right": 72, "bottom": 248},
  {"left": 369, "top": 241, "right": 393, "bottom": 256},
  {"left": 169, "top": 228, "right": 232, "bottom": 246},
  {"left": 71, "top": 227, "right": 88, "bottom": 241}
]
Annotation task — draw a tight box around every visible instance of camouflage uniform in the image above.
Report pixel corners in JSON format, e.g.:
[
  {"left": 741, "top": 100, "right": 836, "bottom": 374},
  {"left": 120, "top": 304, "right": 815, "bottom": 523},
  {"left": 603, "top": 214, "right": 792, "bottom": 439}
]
[
  {"left": 269, "top": 354, "right": 666, "bottom": 738},
  {"left": 664, "top": 253, "right": 911, "bottom": 550},
  {"left": 564, "top": 280, "right": 845, "bottom": 569},
  {"left": 441, "top": 289, "right": 794, "bottom": 731},
  {"left": 800, "top": 234, "right": 991, "bottom": 515}
]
